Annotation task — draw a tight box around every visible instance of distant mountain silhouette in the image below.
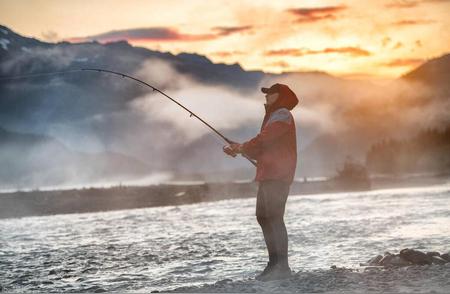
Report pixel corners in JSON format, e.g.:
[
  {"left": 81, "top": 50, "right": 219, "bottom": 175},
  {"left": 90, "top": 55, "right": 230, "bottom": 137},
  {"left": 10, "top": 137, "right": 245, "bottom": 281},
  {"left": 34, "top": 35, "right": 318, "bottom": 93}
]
[
  {"left": 401, "top": 53, "right": 450, "bottom": 97},
  {"left": 402, "top": 53, "right": 450, "bottom": 86},
  {"left": 0, "top": 24, "right": 264, "bottom": 91}
]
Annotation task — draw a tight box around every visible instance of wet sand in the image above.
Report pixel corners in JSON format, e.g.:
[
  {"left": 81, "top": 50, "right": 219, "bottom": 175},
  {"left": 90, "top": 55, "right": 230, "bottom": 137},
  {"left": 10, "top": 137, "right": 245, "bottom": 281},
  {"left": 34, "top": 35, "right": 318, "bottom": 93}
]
[{"left": 171, "top": 265, "right": 450, "bottom": 293}]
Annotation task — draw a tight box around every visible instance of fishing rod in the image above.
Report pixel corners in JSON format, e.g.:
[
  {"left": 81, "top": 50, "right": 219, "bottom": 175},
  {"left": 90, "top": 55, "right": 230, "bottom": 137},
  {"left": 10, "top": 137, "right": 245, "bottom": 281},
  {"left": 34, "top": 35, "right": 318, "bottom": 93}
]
[{"left": 0, "top": 68, "right": 257, "bottom": 166}]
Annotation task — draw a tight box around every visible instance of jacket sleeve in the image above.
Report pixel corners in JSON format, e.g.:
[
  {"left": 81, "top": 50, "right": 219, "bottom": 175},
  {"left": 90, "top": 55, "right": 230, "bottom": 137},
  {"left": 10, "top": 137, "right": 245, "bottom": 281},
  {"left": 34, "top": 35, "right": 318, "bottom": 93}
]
[{"left": 241, "top": 121, "right": 290, "bottom": 159}]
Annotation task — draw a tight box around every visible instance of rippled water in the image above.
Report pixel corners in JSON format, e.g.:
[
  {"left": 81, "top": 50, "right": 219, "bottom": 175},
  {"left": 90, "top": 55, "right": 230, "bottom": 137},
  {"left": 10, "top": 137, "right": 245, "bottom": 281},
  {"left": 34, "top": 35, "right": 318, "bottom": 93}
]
[{"left": 1, "top": 185, "right": 449, "bottom": 292}]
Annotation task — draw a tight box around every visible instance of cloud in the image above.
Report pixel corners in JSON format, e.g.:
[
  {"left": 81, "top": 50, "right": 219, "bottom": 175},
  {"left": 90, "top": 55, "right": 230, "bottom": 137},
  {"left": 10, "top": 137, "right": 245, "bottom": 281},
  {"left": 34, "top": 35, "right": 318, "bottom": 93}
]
[
  {"left": 287, "top": 5, "right": 347, "bottom": 23},
  {"left": 381, "top": 37, "right": 392, "bottom": 47},
  {"left": 382, "top": 38, "right": 403, "bottom": 50},
  {"left": 385, "top": 0, "right": 449, "bottom": 8},
  {"left": 421, "top": 0, "right": 450, "bottom": 3},
  {"left": 211, "top": 25, "right": 253, "bottom": 36},
  {"left": 65, "top": 27, "right": 216, "bottom": 43},
  {"left": 385, "top": 1, "right": 419, "bottom": 8},
  {"left": 267, "top": 61, "right": 291, "bottom": 68},
  {"left": 265, "top": 47, "right": 371, "bottom": 57},
  {"left": 209, "top": 50, "right": 245, "bottom": 58},
  {"left": 382, "top": 58, "right": 425, "bottom": 67},
  {"left": 392, "top": 19, "right": 436, "bottom": 26},
  {"left": 393, "top": 42, "right": 404, "bottom": 49},
  {"left": 65, "top": 26, "right": 252, "bottom": 44},
  {"left": 1, "top": 46, "right": 79, "bottom": 74}
]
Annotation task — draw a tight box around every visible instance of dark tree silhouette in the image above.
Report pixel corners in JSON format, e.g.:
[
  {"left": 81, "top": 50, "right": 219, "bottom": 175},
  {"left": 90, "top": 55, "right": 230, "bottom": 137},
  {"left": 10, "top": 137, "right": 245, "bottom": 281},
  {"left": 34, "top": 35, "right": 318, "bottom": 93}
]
[{"left": 366, "top": 126, "right": 450, "bottom": 174}]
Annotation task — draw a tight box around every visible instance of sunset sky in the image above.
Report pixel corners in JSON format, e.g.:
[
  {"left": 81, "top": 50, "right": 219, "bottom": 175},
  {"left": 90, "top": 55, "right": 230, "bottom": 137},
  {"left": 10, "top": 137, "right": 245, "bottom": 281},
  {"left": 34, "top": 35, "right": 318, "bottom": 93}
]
[{"left": 1, "top": 0, "right": 449, "bottom": 79}]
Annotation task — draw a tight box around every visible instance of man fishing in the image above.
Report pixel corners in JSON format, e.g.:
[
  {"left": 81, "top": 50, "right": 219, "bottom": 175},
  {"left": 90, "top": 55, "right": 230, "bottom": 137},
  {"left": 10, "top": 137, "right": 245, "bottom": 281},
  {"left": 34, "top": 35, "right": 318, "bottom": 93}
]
[
  {"left": 2, "top": 67, "right": 299, "bottom": 281},
  {"left": 223, "top": 83, "right": 299, "bottom": 281}
]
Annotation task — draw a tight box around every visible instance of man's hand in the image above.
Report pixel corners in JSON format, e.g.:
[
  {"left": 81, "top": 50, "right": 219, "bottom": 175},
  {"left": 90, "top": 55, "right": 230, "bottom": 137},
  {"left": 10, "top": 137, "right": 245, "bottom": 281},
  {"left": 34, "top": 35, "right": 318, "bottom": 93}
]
[{"left": 223, "top": 143, "right": 242, "bottom": 157}]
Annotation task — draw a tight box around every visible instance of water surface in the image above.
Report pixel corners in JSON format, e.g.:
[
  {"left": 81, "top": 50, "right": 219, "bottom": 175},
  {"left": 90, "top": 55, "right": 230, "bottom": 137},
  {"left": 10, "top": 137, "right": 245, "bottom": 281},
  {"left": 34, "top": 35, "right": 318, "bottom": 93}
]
[{"left": 1, "top": 185, "right": 449, "bottom": 292}]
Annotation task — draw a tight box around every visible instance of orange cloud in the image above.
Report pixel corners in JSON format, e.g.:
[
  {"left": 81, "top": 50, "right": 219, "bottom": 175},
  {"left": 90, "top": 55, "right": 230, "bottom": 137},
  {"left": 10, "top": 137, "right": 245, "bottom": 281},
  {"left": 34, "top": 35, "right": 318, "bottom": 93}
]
[
  {"left": 382, "top": 58, "right": 425, "bottom": 67},
  {"left": 421, "top": 0, "right": 450, "bottom": 4},
  {"left": 385, "top": 0, "right": 449, "bottom": 8},
  {"left": 385, "top": 1, "right": 418, "bottom": 8},
  {"left": 66, "top": 27, "right": 215, "bottom": 43},
  {"left": 265, "top": 47, "right": 371, "bottom": 57},
  {"left": 393, "top": 42, "right": 404, "bottom": 49},
  {"left": 392, "top": 19, "right": 435, "bottom": 25},
  {"left": 265, "top": 49, "right": 304, "bottom": 56},
  {"left": 212, "top": 26, "right": 252, "bottom": 36},
  {"left": 209, "top": 51, "right": 245, "bottom": 57},
  {"left": 382, "top": 37, "right": 392, "bottom": 47},
  {"left": 287, "top": 5, "right": 347, "bottom": 23},
  {"left": 65, "top": 26, "right": 253, "bottom": 44},
  {"left": 267, "top": 61, "right": 290, "bottom": 68}
]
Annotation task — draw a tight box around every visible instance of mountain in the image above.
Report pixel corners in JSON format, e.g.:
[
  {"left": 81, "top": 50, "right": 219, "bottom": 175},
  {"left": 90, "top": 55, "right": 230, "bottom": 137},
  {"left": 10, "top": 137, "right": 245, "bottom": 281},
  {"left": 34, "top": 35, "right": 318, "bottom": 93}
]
[
  {"left": 0, "top": 24, "right": 264, "bottom": 92},
  {"left": 400, "top": 53, "right": 450, "bottom": 98},
  {"left": 402, "top": 53, "right": 450, "bottom": 87}
]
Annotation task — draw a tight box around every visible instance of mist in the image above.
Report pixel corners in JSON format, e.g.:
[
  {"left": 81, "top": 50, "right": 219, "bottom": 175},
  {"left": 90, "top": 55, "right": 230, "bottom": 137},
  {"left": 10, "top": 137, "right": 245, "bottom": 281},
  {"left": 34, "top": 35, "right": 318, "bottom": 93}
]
[{"left": 1, "top": 38, "right": 449, "bottom": 187}]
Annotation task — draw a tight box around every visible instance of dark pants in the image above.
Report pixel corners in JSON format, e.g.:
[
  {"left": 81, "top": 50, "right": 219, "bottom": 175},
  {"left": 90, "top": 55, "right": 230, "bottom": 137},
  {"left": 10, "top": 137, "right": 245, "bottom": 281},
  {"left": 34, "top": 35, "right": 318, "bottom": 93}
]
[{"left": 256, "top": 180, "right": 290, "bottom": 267}]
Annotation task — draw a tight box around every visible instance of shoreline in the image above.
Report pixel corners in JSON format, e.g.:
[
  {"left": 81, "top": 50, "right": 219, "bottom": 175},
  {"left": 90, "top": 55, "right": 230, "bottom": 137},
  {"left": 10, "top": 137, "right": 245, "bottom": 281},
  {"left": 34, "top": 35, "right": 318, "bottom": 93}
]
[
  {"left": 0, "top": 174, "right": 448, "bottom": 220},
  {"left": 168, "top": 264, "right": 450, "bottom": 293}
]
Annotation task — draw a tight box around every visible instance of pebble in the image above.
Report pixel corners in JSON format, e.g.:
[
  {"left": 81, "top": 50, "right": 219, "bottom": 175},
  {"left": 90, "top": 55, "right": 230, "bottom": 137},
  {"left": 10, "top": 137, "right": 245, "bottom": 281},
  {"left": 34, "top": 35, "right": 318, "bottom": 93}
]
[
  {"left": 431, "top": 256, "right": 447, "bottom": 265},
  {"left": 400, "top": 249, "right": 432, "bottom": 265},
  {"left": 440, "top": 253, "right": 450, "bottom": 262},
  {"left": 426, "top": 251, "right": 440, "bottom": 257}
]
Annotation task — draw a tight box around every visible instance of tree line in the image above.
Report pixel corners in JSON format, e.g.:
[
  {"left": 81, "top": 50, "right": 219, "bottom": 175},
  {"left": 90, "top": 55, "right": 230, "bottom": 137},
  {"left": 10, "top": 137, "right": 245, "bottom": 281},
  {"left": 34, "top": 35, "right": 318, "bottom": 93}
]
[{"left": 366, "top": 126, "right": 450, "bottom": 174}]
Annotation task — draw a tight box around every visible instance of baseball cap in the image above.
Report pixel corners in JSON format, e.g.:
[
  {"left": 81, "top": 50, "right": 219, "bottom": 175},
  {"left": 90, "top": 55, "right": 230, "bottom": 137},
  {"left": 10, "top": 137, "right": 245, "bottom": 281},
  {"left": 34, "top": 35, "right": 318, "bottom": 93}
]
[
  {"left": 261, "top": 83, "right": 299, "bottom": 110},
  {"left": 261, "top": 83, "right": 285, "bottom": 94}
]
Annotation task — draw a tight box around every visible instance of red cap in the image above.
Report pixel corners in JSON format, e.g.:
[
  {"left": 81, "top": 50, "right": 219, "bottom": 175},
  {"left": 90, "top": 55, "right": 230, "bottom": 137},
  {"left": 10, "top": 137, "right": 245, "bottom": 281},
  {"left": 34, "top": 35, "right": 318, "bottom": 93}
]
[
  {"left": 261, "top": 83, "right": 283, "bottom": 94},
  {"left": 261, "top": 83, "right": 299, "bottom": 110}
]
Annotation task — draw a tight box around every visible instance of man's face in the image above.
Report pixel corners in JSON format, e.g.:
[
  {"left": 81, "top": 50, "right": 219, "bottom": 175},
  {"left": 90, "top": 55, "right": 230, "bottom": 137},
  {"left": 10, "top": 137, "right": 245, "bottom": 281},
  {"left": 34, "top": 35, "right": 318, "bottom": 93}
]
[{"left": 265, "top": 92, "right": 279, "bottom": 105}]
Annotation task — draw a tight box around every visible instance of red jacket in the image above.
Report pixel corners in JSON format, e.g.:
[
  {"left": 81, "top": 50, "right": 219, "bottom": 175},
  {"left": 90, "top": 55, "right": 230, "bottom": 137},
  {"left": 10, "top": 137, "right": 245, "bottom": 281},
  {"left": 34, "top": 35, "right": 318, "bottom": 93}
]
[{"left": 242, "top": 85, "right": 298, "bottom": 184}]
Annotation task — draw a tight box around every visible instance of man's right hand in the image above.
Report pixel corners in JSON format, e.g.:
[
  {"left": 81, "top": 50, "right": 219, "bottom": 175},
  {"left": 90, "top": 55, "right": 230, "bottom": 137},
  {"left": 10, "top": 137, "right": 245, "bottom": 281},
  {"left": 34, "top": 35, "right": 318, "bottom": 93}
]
[{"left": 223, "top": 145, "right": 237, "bottom": 157}]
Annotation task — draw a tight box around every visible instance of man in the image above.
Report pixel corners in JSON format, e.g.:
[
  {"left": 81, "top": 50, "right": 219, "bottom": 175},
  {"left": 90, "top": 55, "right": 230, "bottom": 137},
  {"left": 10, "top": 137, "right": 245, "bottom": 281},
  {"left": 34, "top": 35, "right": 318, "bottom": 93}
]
[{"left": 223, "top": 83, "right": 298, "bottom": 281}]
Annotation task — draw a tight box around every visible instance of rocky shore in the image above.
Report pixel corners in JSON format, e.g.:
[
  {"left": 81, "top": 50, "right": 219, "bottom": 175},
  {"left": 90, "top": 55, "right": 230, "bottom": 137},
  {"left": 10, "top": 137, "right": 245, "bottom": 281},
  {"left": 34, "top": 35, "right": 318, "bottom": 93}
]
[
  {"left": 361, "top": 249, "right": 450, "bottom": 267},
  {"left": 169, "top": 249, "right": 450, "bottom": 293}
]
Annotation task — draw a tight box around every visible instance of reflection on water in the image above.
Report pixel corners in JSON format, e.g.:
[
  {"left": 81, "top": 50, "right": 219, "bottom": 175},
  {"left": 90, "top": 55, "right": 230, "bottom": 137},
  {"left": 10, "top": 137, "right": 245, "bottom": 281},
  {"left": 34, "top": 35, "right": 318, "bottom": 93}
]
[{"left": 0, "top": 185, "right": 449, "bottom": 292}]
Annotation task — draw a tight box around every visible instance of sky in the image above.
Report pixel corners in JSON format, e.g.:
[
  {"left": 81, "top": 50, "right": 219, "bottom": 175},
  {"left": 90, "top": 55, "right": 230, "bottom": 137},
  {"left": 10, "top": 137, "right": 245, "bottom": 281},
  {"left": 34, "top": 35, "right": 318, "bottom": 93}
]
[{"left": 0, "top": 0, "right": 449, "bottom": 79}]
